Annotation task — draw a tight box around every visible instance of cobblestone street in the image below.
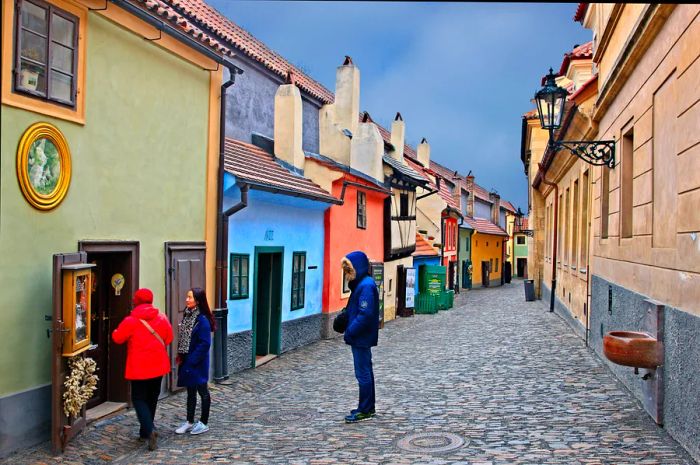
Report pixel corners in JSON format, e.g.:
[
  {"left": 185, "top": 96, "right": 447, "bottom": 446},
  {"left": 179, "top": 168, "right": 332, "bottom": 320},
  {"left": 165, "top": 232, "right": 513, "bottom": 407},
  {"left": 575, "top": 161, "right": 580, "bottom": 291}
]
[{"left": 8, "top": 280, "right": 696, "bottom": 465}]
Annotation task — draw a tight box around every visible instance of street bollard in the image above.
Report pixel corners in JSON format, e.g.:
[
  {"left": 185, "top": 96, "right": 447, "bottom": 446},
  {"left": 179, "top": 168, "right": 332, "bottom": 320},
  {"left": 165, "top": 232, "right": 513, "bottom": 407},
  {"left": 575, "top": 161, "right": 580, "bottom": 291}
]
[{"left": 213, "top": 307, "right": 229, "bottom": 382}]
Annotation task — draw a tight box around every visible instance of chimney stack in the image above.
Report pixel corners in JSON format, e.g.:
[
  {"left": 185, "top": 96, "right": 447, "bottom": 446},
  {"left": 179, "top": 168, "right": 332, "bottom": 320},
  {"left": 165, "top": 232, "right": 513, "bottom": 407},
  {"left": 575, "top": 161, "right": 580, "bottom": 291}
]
[
  {"left": 466, "top": 173, "right": 475, "bottom": 217},
  {"left": 274, "top": 80, "right": 305, "bottom": 171},
  {"left": 350, "top": 111, "right": 384, "bottom": 181},
  {"left": 390, "top": 112, "right": 405, "bottom": 163},
  {"left": 417, "top": 138, "right": 430, "bottom": 167},
  {"left": 334, "top": 56, "right": 360, "bottom": 136},
  {"left": 490, "top": 191, "right": 501, "bottom": 225}
]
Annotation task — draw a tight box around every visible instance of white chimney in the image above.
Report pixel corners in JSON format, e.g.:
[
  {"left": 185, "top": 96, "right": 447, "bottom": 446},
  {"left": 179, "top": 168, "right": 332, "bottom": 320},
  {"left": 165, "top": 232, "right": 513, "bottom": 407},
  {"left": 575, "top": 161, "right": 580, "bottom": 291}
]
[
  {"left": 417, "top": 138, "right": 430, "bottom": 167},
  {"left": 390, "top": 112, "right": 405, "bottom": 163},
  {"left": 350, "top": 112, "right": 384, "bottom": 181},
  {"left": 334, "top": 56, "right": 360, "bottom": 136},
  {"left": 274, "top": 77, "right": 304, "bottom": 170}
]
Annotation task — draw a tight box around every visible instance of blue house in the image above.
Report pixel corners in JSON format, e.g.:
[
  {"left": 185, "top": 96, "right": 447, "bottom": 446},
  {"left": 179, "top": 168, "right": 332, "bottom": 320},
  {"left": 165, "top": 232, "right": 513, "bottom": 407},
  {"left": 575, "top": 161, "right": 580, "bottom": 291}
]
[{"left": 223, "top": 133, "right": 338, "bottom": 371}]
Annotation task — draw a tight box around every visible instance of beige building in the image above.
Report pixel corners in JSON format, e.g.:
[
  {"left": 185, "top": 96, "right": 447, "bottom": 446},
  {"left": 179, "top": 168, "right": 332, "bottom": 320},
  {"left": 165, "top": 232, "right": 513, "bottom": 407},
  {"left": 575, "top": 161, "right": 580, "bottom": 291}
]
[{"left": 523, "top": 4, "right": 700, "bottom": 460}]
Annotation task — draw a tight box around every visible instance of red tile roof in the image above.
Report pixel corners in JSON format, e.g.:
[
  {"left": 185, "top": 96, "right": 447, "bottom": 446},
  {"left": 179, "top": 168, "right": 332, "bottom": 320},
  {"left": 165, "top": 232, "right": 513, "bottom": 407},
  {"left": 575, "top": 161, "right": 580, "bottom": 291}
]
[
  {"left": 523, "top": 108, "right": 539, "bottom": 120},
  {"left": 559, "top": 41, "right": 593, "bottom": 76},
  {"left": 413, "top": 233, "right": 439, "bottom": 257},
  {"left": 574, "top": 3, "right": 589, "bottom": 23},
  {"left": 160, "top": 0, "right": 334, "bottom": 103},
  {"left": 464, "top": 217, "right": 508, "bottom": 236},
  {"left": 515, "top": 218, "right": 529, "bottom": 232},
  {"left": 129, "top": 0, "right": 234, "bottom": 57},
  {"left": 223, "top": 138, "right": 338, "bottom": 203},
  {"left": 501, "top": 200, "right": 517, "bottom": 213}
]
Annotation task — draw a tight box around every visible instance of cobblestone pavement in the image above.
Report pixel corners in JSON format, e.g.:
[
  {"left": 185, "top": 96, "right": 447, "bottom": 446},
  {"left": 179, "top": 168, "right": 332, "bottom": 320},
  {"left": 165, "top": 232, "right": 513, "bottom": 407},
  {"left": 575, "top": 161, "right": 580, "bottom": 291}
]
[{"left": 7, "top": 280, "right": 697, "bottom": 465}]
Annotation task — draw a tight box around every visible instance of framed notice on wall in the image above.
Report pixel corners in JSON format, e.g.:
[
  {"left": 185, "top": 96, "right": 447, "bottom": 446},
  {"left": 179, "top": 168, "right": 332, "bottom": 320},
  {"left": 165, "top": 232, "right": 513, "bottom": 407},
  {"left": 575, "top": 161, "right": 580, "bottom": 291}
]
[{"left": 405, "top": 267, "right": 416, "bottom": 308}]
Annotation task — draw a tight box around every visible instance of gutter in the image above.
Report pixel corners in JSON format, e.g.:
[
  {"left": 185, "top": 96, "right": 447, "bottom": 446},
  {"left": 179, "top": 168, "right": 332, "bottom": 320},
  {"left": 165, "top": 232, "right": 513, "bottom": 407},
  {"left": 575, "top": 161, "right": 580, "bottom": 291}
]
[
  {"left": 537, "top": 162, "right": 558, "bottom": 313},
  {"left": 212, "top": 69, "right": 243, "bottom": 383}
]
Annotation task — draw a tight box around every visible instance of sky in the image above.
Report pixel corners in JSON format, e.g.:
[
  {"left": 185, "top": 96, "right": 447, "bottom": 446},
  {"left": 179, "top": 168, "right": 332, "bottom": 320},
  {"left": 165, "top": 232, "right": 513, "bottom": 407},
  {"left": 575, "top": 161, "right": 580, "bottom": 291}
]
[{"left": 207, "top": 1, "right": 592, "bottom": 210}]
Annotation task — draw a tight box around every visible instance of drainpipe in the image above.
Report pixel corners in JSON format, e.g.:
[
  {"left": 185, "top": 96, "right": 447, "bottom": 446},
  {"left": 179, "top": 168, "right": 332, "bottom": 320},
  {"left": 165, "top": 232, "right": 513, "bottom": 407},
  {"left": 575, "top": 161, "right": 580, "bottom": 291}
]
[
  {"left": 537, "top": 162, "right": 558, "bottom": 313},
  {"left": 213, "top": 65, "right": 244, "bottom": 383},
  {"left": 456, "top": 215, "right": 464, "bottom": 293}
]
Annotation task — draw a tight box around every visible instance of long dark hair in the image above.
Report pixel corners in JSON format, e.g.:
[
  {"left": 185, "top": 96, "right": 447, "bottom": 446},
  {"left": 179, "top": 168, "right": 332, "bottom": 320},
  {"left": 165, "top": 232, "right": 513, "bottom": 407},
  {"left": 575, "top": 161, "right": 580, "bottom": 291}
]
[{"left": 191, "top": 287, "right": 216, "bottom": 332}]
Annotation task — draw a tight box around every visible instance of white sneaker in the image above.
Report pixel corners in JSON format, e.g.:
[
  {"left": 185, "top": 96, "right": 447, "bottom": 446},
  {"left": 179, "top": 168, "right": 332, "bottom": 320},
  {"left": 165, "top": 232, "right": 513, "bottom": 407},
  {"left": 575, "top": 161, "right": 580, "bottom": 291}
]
[
  {"left": 190, "top": 421, "right": 209, "bottom": 435},
  {"left": 175, "top": 421, "right": 193, "bottom": 434}
]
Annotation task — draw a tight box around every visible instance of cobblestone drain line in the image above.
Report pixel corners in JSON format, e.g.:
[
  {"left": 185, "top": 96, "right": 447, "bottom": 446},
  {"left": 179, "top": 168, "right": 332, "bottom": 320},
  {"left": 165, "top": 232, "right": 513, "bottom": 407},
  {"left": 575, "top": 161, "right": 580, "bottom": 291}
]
[{"left": 6, "top": 281, "right": 697, "bottom": 465}]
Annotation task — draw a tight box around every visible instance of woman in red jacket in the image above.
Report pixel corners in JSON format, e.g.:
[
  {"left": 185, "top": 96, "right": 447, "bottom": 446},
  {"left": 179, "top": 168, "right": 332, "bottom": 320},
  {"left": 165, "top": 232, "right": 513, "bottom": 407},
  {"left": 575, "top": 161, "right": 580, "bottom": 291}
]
[{"left": 112, "top": 288, "right": 173, "bottom": 451}]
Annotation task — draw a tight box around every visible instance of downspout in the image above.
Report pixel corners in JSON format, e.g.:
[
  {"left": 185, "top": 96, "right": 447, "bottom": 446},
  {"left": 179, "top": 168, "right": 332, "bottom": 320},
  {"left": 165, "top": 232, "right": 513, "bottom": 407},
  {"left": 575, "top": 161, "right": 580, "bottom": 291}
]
[
  {"left": 456, "top": 215, "right": 464, "bottom": 293},
  {"left": 585, "top": 174, "right": 593, "bottom": 347},
  {"left": 537, "top": 162, "right": 558, "bottom": 313},
  {"left": 213, "top": 66, "right": 244, "bottom": 383}
]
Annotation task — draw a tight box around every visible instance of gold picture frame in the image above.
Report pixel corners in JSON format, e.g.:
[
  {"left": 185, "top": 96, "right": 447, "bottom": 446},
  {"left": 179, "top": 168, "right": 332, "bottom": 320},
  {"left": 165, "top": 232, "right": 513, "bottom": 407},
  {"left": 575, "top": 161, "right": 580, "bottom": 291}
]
[{"left": 16, "top": 122, "right": 72, "bottom": 211}]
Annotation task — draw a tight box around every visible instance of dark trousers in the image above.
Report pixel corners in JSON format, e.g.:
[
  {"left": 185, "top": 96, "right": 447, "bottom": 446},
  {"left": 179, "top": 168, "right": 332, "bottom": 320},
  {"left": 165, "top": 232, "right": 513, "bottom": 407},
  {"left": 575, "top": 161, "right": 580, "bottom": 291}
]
[
  {"left": 131, "top": 377, "right": 162, "bottom": 438},
  {"left": 186, "top": 383, "right": 211, "bottom": 425},
  {"left": 351, "top": 346, "right": 375, "bottom": 414}
]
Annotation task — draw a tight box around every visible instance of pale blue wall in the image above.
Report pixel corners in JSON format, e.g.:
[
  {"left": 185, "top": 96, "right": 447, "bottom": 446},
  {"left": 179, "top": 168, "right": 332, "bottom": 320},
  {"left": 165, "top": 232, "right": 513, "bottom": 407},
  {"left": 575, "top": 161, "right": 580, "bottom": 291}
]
[
  {"left": 475, "top": 199, "right": 491, "bottom": 219},
  {"left": 413, "top": 256, "right": 441, "bottom": 295},
  {"left": 223, "top": 179, "right": 329, "bottom": 334},
  {"left": 499, "top": 210, "right": 507, "bottom": 229}
]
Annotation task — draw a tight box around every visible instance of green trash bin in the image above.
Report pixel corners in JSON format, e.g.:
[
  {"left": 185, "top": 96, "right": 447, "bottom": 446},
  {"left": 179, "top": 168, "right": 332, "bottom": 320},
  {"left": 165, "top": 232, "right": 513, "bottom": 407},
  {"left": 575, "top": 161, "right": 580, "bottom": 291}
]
[
  {"left": 419, "top": 265, "right": 447, "bottom": 296},
  {"left": 437, "top": 290, "right": 455, "bottom": 310},
  {"left": 415, "top": 293, "right": 439, "bottom": 314}
]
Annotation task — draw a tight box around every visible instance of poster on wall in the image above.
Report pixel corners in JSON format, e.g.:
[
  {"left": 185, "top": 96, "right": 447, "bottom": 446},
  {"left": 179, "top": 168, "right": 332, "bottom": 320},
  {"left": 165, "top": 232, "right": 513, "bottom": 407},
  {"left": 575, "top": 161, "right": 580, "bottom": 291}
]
[
  {"left": 371, "top": 262, "right": 384, "bottom": 326},
  {"left": 405, "top": 267, "right": 416, "bottom": 308}
]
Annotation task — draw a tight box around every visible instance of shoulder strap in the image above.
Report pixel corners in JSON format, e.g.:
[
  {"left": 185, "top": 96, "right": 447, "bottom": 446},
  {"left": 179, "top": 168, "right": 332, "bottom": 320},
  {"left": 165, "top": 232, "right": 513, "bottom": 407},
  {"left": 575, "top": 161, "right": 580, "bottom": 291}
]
[{"left": 139, "top": 319, "right": 166, "bottom": 348}]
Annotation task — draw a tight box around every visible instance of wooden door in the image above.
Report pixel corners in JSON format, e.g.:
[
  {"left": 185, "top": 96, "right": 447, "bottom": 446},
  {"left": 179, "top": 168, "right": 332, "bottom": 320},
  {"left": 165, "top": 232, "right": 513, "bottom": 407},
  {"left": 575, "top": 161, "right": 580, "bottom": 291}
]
[
  {"left": 165, "top": 243, "right": 206, "bottom": 391},
  {"left": 51, "top": 252, "right": 87, "bottom": 454},
  {"left": 254, "top": 251, "right": 282, "bottom": 358},
  {"left": 481, "top": 261, "right": 490, "bottom": 288}
]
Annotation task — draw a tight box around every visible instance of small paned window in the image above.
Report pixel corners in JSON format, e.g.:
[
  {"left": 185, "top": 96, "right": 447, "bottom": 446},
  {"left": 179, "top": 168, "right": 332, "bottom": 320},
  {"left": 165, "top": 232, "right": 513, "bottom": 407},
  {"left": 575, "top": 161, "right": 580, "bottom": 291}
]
[
  {"left": 465, "top": 237, "right": 469, "bottom": 251},
  {"left": 400, "top": 192, "right": 409, "bottom": 217},
  {"left": 517, "top": 236, "right": 526, "bottom": 245},
  {"left": 489, "top": 258, "right": 493, "bottom": 272},
  {"left": 14, "top": 0, "right": 79, "bottom": 107},
  {"left": 229, "top": 254, "right": 249, "bottom": 300},
  {"left": 357, "top": 191, "right": 367, "bottom": 229},
  {"left": 291, "top": 252, "right": 306, "bottom": 310},
  {"left": 495, "top": 258, "right": 499, "bottom": 273}
]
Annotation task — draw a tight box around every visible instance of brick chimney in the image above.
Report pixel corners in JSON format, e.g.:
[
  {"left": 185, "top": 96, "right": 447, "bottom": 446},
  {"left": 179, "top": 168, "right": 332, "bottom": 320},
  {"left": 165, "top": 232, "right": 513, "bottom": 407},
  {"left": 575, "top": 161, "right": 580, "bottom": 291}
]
[
  {"left": 390, "top": 112, "right": 405, "bottom": 163},
  {"left": 274, "top": 77, "right": 304, "bottom": 171},
  {"left": 451, "top": 171, "right": 462, "bottom": 210},
  {"left": 465, "top": 173, "right": 475, "bottom": 217},
  {"left": 417, "top": 138, "right": 430, "bottom": 167},
  {"left": 490, "top": 191, "right": 501, "bottom": 225}
]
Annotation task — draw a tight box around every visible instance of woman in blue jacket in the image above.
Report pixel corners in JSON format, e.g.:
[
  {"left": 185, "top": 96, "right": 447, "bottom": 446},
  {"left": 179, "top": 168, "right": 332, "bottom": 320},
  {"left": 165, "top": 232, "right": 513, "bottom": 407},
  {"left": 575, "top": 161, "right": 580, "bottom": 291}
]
[
  {"left": 341, "top": 251, "right": 379, "bottom": 423},
  {"left": 174, "top": 287, "right": 215, "bottom": 435}
]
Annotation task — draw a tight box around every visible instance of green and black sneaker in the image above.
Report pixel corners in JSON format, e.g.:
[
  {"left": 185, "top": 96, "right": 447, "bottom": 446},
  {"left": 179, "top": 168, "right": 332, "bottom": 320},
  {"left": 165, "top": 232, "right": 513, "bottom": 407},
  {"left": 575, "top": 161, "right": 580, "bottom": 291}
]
[{"left": 344, "top": 411, "right": 375, "bottom": 423}]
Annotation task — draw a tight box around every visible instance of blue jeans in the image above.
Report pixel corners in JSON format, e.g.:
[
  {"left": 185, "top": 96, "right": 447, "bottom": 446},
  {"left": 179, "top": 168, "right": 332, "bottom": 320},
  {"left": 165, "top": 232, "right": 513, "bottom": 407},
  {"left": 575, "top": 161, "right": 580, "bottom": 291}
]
[
  {"left": 351, "top": 346, "right": 375, "bottom": 414},
  {"left": 131, "top": 377, "right": 162, "bottom": 438}
]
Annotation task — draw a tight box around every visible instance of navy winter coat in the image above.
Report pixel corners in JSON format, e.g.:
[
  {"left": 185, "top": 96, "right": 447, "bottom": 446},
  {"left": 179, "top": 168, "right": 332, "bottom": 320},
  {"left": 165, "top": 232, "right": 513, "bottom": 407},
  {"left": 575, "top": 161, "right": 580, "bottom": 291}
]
[
  {"left": 343, "top": 251, "right": 379, "bottom": 348},
  {"left": 176, "top": 314, "right": 211, "bottom": 387}
]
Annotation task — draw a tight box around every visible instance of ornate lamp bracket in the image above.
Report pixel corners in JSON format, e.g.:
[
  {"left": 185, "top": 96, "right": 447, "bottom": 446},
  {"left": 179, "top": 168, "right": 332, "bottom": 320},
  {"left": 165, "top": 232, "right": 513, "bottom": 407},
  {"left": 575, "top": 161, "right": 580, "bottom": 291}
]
[{"left": 550, "top": 138, "right": 616, "bottom": 168}]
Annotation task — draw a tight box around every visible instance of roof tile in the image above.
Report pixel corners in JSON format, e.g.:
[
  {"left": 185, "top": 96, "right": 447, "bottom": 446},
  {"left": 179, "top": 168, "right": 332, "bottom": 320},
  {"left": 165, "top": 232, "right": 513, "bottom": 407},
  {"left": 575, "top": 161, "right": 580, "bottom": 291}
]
[
  {"left": 224, "top": 139, "right": 338, "bottom": 203},
  {"left": 464, "top": 217, "right": 508, "bottom": 236}
]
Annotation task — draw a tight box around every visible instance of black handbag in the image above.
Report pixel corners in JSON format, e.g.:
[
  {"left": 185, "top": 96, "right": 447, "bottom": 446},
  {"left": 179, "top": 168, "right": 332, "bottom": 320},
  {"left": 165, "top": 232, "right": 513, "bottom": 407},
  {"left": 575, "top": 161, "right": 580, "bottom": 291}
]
[{"left": 333, "top": 308, "right": 348, "bottom": 334}]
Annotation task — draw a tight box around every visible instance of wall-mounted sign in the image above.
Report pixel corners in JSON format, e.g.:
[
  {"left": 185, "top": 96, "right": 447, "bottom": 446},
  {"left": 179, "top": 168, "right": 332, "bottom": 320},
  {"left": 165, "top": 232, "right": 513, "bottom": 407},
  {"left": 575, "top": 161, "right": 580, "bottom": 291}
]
[
  {"left": 111, "top": 273, "right": 125, "bottom": 296},
  {"left": 264, "top": 230, "right": 274, "bottom": 241},
  {"left": 405, "top": 267, "right": 416, "bottom": 308},
  {"left": 16, "top": 122, "right": 72, "bottom": 211}
]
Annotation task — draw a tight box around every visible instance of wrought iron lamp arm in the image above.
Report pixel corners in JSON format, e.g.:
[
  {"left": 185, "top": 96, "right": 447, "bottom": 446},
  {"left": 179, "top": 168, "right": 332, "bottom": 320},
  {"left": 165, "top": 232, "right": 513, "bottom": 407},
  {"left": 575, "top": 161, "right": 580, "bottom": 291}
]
[{"left": 548, "top": 134, "right": 616, "bottom": 168}]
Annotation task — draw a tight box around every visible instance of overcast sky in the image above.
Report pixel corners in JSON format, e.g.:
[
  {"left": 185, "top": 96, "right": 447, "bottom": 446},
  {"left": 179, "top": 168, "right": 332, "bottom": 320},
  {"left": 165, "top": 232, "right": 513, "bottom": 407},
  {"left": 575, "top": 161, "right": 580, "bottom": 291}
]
[{"left": 207, "top": 1, "right": 591, "bottom": 210}]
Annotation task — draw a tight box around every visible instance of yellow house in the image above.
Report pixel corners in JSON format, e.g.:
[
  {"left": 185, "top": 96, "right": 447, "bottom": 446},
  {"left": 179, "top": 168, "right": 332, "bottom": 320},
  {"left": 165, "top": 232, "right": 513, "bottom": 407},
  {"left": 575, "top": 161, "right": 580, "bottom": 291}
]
[
  {"left": 465, "top": 218, "right": 508, "bottom": 287},
  {"left": 524, "top": 42, "right": 597, "bottom": 336},
  {"left": 523, "top": 3, "right": 699, "bottom": 461}
]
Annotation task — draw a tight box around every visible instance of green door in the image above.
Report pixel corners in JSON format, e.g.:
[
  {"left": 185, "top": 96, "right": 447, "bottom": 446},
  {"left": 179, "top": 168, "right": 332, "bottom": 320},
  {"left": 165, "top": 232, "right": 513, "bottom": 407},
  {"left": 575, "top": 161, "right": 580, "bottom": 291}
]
[{"left": 253, "top": 249, "right": 283, "bottom": 359}]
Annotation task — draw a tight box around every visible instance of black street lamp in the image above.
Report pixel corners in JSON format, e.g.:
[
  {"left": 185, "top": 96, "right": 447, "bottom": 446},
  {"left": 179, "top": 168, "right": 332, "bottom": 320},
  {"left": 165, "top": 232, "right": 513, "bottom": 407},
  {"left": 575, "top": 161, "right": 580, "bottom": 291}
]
[{"left": 535, "top": 69, "right": 615, "bottom": 168}]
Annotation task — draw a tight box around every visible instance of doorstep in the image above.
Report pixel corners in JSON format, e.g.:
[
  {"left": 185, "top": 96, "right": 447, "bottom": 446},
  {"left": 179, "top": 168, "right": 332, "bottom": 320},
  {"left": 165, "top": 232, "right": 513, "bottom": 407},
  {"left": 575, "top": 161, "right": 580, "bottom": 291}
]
[{"left": 86, "top": 401, "right": 128, "bottom": 424}]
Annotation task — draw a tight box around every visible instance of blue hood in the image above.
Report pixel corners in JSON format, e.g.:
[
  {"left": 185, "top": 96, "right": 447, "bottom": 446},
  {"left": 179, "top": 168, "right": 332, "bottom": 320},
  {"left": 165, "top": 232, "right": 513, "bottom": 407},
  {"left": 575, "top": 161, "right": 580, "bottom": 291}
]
[{"left": 346, "top": 250, "right": 370, "bottom": 280}]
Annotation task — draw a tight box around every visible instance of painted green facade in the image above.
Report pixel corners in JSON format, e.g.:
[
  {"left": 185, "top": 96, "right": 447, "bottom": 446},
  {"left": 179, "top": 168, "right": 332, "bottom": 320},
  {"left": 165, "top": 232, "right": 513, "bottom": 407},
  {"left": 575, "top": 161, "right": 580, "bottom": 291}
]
[
  {"left": 458, "top": 227, "right": 473, "bottom": 288},
  {"left": 513, "top": 234, "right": 528, "bottom": 277},
  {"left": 0, "top": 13, "right": 211, "bottom": 396}
]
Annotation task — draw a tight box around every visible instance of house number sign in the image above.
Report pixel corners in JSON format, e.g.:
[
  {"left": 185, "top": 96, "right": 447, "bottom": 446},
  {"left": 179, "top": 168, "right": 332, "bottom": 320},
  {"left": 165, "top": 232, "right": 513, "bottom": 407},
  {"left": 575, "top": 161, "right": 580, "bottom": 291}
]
[{"left": 264, "top": 230, "right": 274, "bottom": 241}]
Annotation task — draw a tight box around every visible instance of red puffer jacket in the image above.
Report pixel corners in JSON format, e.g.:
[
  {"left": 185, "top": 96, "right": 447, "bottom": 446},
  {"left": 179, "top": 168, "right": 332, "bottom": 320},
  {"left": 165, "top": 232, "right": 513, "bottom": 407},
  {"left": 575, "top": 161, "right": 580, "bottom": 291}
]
[{"left": 112, "top": 304, "right": 173, "bottom": 380}]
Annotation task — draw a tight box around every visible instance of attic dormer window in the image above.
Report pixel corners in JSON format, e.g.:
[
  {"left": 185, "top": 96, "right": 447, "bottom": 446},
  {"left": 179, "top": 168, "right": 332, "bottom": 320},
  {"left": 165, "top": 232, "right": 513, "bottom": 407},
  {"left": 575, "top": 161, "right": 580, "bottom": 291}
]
[{"left": 436, "top": 177, "right": 441, "bottom": 189}]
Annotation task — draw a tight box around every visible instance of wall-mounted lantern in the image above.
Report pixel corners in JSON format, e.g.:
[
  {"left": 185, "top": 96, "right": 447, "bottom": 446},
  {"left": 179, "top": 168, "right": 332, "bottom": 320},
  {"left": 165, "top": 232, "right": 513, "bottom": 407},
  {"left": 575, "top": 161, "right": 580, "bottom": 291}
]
[{"left": 535, "top": 69, "right": 615, "bottom": 167}]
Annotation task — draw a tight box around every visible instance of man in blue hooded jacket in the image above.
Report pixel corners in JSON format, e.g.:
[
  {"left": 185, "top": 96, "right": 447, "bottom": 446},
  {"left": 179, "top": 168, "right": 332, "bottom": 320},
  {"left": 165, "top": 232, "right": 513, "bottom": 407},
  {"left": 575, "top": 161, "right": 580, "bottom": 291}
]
[{"left": 341, "top": 250, "right": 379, "bottom": 423}]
